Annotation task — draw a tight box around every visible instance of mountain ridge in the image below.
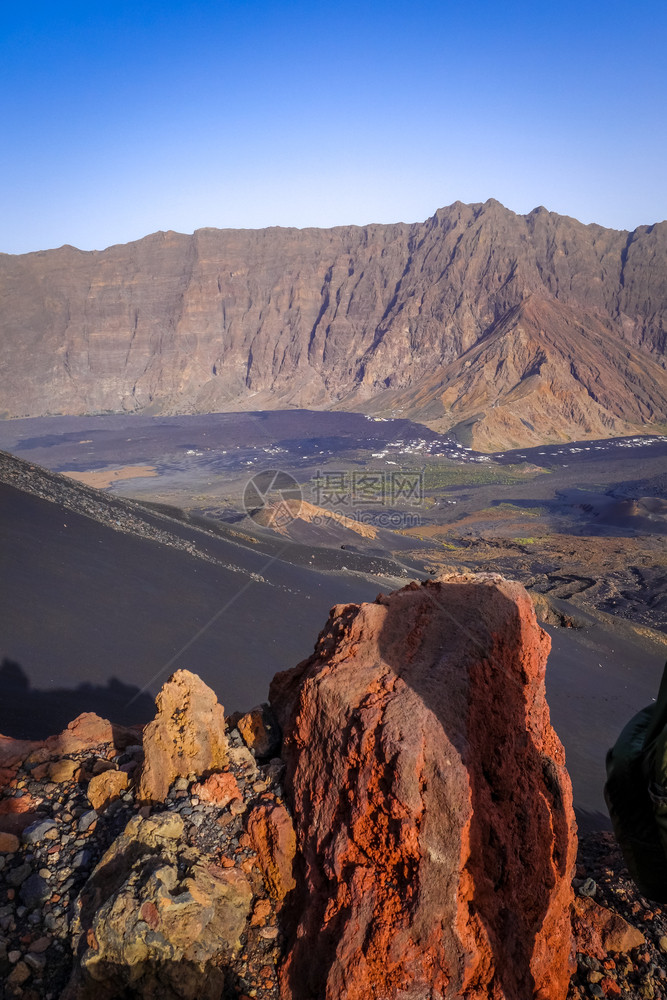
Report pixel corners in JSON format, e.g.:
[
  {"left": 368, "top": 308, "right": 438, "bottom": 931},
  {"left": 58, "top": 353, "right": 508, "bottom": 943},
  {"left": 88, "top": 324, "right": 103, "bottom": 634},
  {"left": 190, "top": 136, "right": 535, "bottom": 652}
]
[{"left": 1, "top": 199, "right": 666, "bottom": 449}]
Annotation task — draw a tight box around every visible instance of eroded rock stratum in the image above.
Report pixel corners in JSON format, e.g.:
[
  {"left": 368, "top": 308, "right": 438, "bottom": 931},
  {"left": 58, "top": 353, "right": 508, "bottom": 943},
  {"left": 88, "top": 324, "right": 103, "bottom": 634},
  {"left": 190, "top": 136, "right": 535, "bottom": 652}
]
[{"left": 2, "top": 201, "right": 666, "bottom": 448}]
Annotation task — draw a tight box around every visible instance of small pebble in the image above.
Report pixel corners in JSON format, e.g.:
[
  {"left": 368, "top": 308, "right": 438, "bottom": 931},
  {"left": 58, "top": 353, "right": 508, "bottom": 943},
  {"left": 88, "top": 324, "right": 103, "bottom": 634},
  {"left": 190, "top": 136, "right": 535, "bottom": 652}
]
[
  {"left": 7, "top": 959, "right": 32, "bottom": 985},
  {"left": 259, "top": 925, "right": 279, "bottom": 940},
  {"left": 78, "top": 810, "right": 97, "bottom": 832},
  {"left": 25, "top": 951, "right": 47, "bottom": 972}
]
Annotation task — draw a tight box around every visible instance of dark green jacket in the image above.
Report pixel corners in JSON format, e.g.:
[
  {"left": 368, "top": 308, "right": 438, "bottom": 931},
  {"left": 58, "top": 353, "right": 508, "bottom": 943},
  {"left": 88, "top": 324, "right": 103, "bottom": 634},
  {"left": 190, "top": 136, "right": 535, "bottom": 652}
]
[{"left": 605, "top": 661, "right": 667, "bottom": 902}]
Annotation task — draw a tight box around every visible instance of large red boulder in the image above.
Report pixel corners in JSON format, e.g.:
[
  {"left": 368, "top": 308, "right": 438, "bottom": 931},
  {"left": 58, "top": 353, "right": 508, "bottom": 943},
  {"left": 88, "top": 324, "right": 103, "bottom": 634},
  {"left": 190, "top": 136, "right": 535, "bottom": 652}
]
[{"left": 270, "top": 574, "right": 577, "bottom": 1000}]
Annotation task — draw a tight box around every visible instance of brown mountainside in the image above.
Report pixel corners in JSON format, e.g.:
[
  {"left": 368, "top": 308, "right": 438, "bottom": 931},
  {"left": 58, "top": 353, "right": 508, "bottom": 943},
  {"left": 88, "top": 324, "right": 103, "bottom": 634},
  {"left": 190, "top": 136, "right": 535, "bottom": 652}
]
[{"left": 1, "top": 199, "right": 666, "bottom": 449}]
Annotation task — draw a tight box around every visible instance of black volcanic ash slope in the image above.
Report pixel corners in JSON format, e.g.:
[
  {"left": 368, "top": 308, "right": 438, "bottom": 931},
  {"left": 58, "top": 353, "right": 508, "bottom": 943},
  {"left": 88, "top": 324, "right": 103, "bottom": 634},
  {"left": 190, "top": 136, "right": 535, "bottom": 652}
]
[{"left": 0, "top": 451, "right": 389, "bottom": 737}]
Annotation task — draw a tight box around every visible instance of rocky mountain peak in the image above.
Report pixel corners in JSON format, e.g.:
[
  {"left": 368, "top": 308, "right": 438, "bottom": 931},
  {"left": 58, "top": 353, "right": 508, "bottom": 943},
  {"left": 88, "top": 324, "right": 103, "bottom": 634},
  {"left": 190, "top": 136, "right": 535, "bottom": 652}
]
[{"left": 1, "top": 201, "right": 665, "bottom": 448}]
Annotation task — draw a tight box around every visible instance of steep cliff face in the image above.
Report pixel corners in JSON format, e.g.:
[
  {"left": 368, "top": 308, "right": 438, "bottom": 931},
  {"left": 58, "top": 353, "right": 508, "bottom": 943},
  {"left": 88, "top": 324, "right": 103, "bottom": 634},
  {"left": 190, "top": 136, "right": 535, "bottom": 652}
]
[
  {"left": 1, "top": 200, "right": 666, "bottom": 448},
  {"left": 362, "top": 294, "right": 667, "bottom": 449}
]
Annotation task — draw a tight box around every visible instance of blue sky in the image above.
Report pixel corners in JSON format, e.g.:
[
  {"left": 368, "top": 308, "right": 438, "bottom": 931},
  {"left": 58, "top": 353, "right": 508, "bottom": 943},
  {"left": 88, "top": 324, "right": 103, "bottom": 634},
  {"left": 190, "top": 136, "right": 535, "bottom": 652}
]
[{"left": 1, "top": 0, "right": 666, "bottom": 253}]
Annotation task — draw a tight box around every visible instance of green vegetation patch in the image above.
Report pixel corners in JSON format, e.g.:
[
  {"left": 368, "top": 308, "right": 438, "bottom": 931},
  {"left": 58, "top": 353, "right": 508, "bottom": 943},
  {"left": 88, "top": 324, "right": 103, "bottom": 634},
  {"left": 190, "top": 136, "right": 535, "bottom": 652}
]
[
  {"left": 491, "top": 502, "right": 543, "bottom": 517},
  {"left": 422, "top": 461, "right": 548, "bottom": 491}
]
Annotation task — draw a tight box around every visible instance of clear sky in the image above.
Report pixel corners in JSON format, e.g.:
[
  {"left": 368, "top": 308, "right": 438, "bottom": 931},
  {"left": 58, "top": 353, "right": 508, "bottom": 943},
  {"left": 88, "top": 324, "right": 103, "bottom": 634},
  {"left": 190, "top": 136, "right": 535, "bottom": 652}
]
[{"left": 1, "top": 0, "right": 666, "bottom": 254}]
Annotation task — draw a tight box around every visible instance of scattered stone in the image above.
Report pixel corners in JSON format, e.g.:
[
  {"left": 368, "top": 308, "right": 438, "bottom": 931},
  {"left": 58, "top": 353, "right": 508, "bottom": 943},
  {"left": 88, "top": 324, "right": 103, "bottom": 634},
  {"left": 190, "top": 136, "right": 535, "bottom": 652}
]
[
  {"left": 579, "top": 877, "right": 598, "bottom": 898},
  {"left": 77, "top": 810, "right": 97, "bottom": 832},
  {"left": 137, "top": 669, "right": 228, "bottom": 803},
  {"left": 573, "top": 896, "right": 646, "bottom": 958},
  {"left": 47, "top": 759, "right": 80, "bottom": 783},
  {"left": 86, "top": 770, "right": 128, "bottom": 811},
  {"left": 227, "top": 744, "right": 258, "bottom": 776},
  {"left": 236, "top": 704, "right": 281, "bottom": 759},
  {"left": 25, "top": 951, "right": 47, "bottom": 972},
  {"left": 7, "top": 861, "right": 33, "bottom": 887},
  {"left": 20, "top": 874, "right": 51, "bottom": 907},
  {"left": 246, "top": 800, "right": 296, "bottom": 901},
  {"left": 0, "top": 831, "right": 20, "bottom": 852},
  {"left": 30, "top": 936, "right": 52, "bottom": 954},
  {"left": 22, "top": 819, "right": 58, "bottom": 845},
  {"left": 72, "top": 849, "right": 93, "bottom": 870},
  {"left": 7, "top": 959, "right": 31, "bottom": 985}
]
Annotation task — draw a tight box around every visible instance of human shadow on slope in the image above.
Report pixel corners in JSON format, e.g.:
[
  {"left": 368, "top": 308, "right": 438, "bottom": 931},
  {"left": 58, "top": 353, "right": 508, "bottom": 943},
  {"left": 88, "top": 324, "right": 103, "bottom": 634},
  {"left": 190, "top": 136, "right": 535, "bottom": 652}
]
[
  {"left": 0, "top": 658, "right": 154, "bottom": 740},
  {"left": 61, "top": 957, "right": 238, "bottom": 1000}
]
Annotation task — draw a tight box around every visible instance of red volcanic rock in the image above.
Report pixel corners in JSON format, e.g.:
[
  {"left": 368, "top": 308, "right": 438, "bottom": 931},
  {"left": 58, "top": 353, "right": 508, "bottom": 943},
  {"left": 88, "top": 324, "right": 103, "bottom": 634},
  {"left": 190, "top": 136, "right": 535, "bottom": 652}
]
[
  {"left": 246, "top": 798, "right": 297, "bottom": 902},
  {"left": 192, "top": 771, "right": 242, "bottom": 808},
  {"left": 21, "top": 713, "right": 140, "bottom": 768},
  {"left": 572, "top": 895, "right": 645, "bottom": 958},
  {"left": 0, "top": 792, "right": 41, "bottom": 815},
  {"left": 0, "top": 714, "right": 138, "bottom": 806},
  {"left": 270, "top": 574, "right": 577, "bottom": 1000},
  {"left": 137, "top": 669, "right": 227, "bottom": 803},
  {"left": 0, "top": 735, "right": 41, "bottom": 785}
]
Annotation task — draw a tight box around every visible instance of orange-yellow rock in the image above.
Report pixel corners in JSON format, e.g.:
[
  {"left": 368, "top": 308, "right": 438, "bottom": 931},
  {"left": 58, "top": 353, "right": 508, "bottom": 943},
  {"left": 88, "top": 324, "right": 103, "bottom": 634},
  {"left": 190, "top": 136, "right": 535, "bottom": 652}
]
[
  {"left": 0, "top": 832, "right": 20, "bottom": 852},
  {"left": 236, "top": 705, "right": 280, "bottom": 758},
  {"left": 87, "top": 770, "right": 129, "bottom": 812},
  {"left": 48, "top": 758, "right": 80, "bottom": 783},
  {"left": 137, "top": 669, "right": 227, "bottom": 803},
  {"left": 271, "top": 574, "right": 577, "bottom": 1000}
]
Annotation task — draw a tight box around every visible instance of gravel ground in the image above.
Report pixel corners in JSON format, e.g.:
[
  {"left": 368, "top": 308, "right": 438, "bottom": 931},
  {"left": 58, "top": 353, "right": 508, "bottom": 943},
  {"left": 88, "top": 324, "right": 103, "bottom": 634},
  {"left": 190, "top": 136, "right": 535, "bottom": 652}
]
[
  {"left": 4, "top": 757, "right": 667, "bottom": 1000},
  {"left": 0, "top": 727, "right": 284, "bottom": 1000},
  {"left": 569, "top": 831, "right": 667, "bottom": 1000}
]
